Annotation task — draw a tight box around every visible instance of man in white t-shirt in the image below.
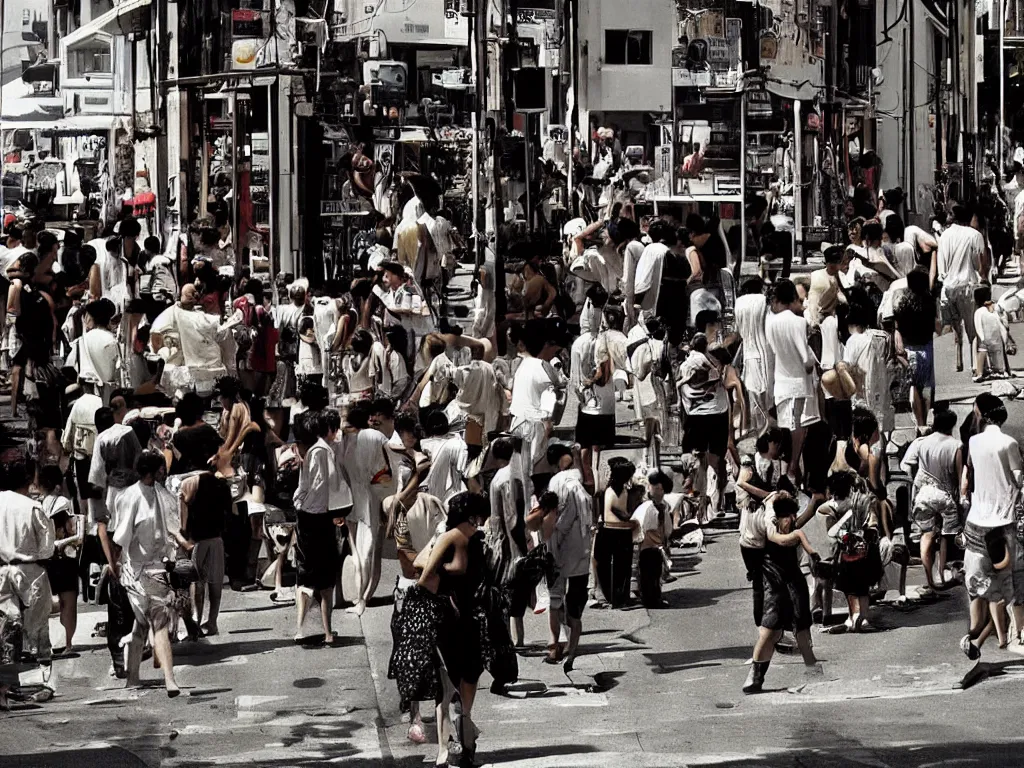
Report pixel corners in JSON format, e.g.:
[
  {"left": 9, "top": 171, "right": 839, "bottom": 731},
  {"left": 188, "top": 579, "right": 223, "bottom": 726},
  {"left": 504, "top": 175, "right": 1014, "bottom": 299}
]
[
  {"left": 765, "top": 279, "right": 820, "bottom": 487},
  {"left": 937, "top": 204, "right": 986, "bottom": 373},
  {"left": 633, "top": 221, "right": 675, "bottom": 316}
]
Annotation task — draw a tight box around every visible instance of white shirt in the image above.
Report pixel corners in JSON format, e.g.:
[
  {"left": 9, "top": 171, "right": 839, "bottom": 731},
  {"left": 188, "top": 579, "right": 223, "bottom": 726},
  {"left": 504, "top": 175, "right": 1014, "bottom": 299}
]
[
  {"left": 112, "top": 481, "right": 179, "bottom": 579},
  {"left": 974, "top": 306, "right": 1008, "bottom": 348},
  {"left": 733, "top": 293, "right": 774, "bottom": 395},
  {"left": 73, "top": 327, "right": 121, "bottom": 390},
  {"left": 423, "top": 434, "right": 468, "bottom": 503},
  {"left": 547, "top": 468, "right": 592, "bottom": 576},
  {"left": 634, "top": 242, "right": 669, "bottom": 310},
  {"left": 61, "top": 393, "right": 103, "bottom": 460},
  {"left": 294, "top": 438, "right": 332, "bottom": 514},
  {"left": 489, "top": 465, "right": 523, "bottom": 559},
  {"left": 739, "top": 504, "right": 769, "bottom": 549},
  {"left": 0, "top": 490, "right": 53, "bottom": 565},
  {"left": 900, "top": 431, "right": 961, "bottom": 496},
  {"left": 937, "top": 223, "right": 983, "bottom": 288},
  {"left": 509, "top": 356, "right": 558, "bottom": 423},
  {"left": 765, "top": 309, "right": 816, "bottom": 401},
  {"left": 373, "top": 342, "right": 409, "bottom": 399},
  {"left": 967, "top": 425, "right": 1022, "bottom": 528},
  {"left": 622, "top": 239, "right": 645, "bottom": 309}
]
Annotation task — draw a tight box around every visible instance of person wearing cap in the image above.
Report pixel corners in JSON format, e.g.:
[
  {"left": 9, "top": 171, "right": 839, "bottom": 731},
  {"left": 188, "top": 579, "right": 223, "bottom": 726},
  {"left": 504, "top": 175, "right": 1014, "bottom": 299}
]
[
  {"left": 937, "top": 203, "right": 987, "bottom": 374},
  {"left": 38, "top": 464, "right": 81, "bottom": 656},
  {"left": 960, "top": 394, "right": 1023, "bottom": 656}
]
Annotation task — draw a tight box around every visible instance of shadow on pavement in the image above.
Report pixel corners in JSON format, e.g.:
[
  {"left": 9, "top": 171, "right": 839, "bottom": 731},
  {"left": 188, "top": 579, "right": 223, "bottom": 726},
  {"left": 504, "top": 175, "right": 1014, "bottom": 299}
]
[{"left": 645, "top": 644, "right": 751, "bottom": 673}]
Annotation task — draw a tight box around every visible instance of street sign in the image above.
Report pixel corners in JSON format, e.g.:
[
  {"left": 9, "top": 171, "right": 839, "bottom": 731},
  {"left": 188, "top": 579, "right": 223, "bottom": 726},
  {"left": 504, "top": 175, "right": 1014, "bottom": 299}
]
[{"left": 321, "top": 199, "right": 367, "bottom": 216}]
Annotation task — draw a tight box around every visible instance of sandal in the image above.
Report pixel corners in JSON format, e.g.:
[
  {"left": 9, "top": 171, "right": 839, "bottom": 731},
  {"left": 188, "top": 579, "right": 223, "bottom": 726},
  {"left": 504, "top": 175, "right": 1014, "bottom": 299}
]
[{"left": 543, "top": 643, "right": 565, "bottom": 664}]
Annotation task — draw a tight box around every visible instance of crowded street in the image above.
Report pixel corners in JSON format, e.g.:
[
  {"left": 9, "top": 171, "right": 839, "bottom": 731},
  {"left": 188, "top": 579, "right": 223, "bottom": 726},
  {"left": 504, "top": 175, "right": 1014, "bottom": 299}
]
[{"left": 6, "top": 0, "right": 1024, "bottom": 766}]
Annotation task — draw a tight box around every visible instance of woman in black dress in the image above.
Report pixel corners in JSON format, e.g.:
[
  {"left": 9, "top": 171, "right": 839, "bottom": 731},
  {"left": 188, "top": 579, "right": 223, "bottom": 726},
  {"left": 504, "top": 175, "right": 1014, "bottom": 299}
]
[
  {"left": 391, "top": 492, "right": 489, "bottom": 767},
  {"left": 743, "top": 495, "right": 821, "bottom": 694}
]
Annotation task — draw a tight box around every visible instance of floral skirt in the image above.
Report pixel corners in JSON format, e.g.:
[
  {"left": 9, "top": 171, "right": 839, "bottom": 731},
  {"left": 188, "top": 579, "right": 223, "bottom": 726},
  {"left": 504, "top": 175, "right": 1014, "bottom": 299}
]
[{"left": 388, "top": 585, "right": 448, "bottom": 702}]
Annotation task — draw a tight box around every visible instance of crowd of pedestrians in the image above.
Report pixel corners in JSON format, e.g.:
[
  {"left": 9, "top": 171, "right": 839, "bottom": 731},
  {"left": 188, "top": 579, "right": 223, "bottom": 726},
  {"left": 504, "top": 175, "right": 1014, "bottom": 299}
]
[{"left": 0, "top": 174, "right": 1023, "bottom": 766}]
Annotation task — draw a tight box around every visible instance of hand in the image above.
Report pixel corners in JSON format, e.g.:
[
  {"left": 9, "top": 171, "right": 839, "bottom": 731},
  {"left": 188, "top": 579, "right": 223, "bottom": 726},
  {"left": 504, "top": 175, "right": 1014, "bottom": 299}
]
[
  {"left": 183, "top": 540, "right": 195, "bottom": 552},
  {"left": 109, "top": 561, "right": 121, "bottom": 581}
]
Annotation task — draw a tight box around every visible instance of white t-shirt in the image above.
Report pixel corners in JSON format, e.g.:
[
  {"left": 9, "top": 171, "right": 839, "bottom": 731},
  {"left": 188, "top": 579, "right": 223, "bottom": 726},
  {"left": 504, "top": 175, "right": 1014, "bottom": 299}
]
[
  {"left": 509, "top": 356, "right": 558, "bottom": 422},
  {"left": 937, "top": 223, "right": 983, "bottom": 288},
  {"left": 974, "top": 306, "right": 1008, "bottom": 349},
  {"left": 765, "top": 309, "right": 816, "bottom": 401},
  {"left": 967, "top": 425, "right": 1023, "bottom": 528},
  {"left": 900, "top": 431, "right": 961, "bottom": 496},
  {"left": 634, "top": 243, "right": 669, "bottom": 310},
  {"left": 622, "top": 239, "right": 645, "bottom": 307}
]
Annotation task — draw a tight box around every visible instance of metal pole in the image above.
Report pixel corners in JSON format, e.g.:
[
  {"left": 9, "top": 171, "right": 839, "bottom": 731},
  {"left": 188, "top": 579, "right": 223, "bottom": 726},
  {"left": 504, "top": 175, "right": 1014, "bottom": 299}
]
[
  {"left": 470, "top": 0, "right": 481, "bottom": 267},
  {"left": 739, "top": 89, "right": 746, "bottom": 271},
  {"left": 231, "top": 91, "right": 239, "bottom": 274},
  {"left": 1000, "top": 0, "right": 1006, "bottom": 176},
  {"left": 524, "top": 114, "right": 531, "bottom": 232},
  {"left": 794, "top": 98, "right": 802, "bottom": 266},
  {"left": 1, "top": 0, "right": 6, "bottom": 220},
  {"left": 267, "top": 82, "right": 275, "bottom": 285}
]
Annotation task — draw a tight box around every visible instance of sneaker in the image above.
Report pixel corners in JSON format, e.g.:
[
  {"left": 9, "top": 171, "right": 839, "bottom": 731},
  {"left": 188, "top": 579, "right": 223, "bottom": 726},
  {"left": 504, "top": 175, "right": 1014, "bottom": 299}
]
[{"left": 960, "top": 634, "right": 981, "bottom": 661}]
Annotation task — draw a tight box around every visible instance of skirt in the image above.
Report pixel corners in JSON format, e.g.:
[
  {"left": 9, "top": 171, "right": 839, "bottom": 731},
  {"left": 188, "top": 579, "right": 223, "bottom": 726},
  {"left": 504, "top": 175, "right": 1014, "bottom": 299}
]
[
  {"left": 295, "top": 511, "right": 341, "bottom": 591},
  {"left": 575, "top": 410, "right": 616, "bottom": 449},
  {"left": 388, "top": 584, "right": 447, "bottom": 702},
  {"left": 45, "top": 557, "right": 79, "bottom": 595}
]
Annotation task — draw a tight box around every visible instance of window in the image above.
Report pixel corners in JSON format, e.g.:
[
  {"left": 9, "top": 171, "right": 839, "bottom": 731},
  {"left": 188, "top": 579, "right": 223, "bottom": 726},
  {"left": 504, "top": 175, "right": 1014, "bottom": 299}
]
[
  {"left": 604, "top": 30, "right": 653, "bottom": 65},
  {"left": 68, "top": 45, "right": 112, "bottom": 79}
]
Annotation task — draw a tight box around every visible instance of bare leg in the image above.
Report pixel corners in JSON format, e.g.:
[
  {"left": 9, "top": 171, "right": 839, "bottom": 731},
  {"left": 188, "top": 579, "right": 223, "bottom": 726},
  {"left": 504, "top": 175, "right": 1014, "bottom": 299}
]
[
  {"left": 789, "top": 427, "right": 807, "bottom": 485},
  {"left": 911, "top": 386, "right": 928, "bottom": 430},
  {"left": 58, "top": 592, "right": 77, "bottom": 651},
  {"left": 921, "top": 532, "right": 938, "bottom": 589},
  {"left": 193, "top": 581, "right": 206, "bottom": 629},
  {"left": 795, "top": 629, "right": 817, "bottom": 665},
  {"left": 989, "top": 600, "right": 1009, "bottom": 647},
  {"left": 547, "top": 606, "right": 562, "bottom": 650},
  {"left": 152, "top": 627, "right": 179, "bottom": 696},
  {"left": 580, "top": 446, "right": 596, "bottom": 494},
  {"left": 752, "top": 627, "right": 782, "bottom": 662},
  {"left": 510, "top": 616, "right": 524, "bottom": 647},
  {"left": 563, "top": 614, "right": 583, "bottom": 671},
  {"left": 319, "top": 589, "right": 334, "bottom": 643},
  {"left": 206, "top": 573, "right": 223, "bottom": 634},
  {"left": 9, "top": 365, "right": 21, "bottom": 417},
  {"left": 1011, "top": 605, "right": 1024, "bottom": 643},
  {"left": 345, "top": 522, "right": 367, "bottom": 616},
  {"left": 295, "top": 588, "right": 311, "bottom": 639},
  {"left": 938, "top": 536, "right": 950, "bottom": 584}
]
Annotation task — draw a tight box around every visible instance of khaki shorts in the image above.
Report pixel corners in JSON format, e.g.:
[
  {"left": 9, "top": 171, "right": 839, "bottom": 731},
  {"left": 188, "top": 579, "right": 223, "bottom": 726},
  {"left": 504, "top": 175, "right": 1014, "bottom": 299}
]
[
  {"left": 940, "top": 282, "right": 978, "bottom": 342},
  {"left": 192, "top": 537, "right": 226, "bottom": 587}
]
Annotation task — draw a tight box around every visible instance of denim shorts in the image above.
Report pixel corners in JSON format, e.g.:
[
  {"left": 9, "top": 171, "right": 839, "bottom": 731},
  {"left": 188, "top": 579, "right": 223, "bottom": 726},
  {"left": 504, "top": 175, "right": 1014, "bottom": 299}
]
[{"left": 905, "top": 343, "right": 935, "bottom": 391}]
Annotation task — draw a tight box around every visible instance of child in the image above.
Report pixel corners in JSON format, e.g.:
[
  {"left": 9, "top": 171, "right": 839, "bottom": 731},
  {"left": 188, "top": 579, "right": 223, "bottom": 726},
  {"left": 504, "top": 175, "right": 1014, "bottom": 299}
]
[
  {"left": 39, "top": 464, "right": 81, "bottom": 655},
  {"left": 743, "top": 496, "right": 820, "bottom": 693},
  {"left": 973, "top": 284, "right": 1013, "bottom": 382},
  {"left": 632, "top": 471, "right": 674, "bottom": 608}
]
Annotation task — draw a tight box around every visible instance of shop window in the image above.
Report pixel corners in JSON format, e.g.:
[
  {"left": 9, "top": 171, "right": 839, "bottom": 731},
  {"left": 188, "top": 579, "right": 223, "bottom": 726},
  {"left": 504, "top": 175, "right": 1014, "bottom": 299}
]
[
  {"left": 605, "top": 30, "right": 652, "bottom": 65},
  {"left": 68, "top": 45, "right": 112, "bottom": 78}
]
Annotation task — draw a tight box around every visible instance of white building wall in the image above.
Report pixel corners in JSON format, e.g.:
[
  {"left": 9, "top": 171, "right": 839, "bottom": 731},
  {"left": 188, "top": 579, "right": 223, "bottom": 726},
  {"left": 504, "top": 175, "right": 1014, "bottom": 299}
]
[{"left": 580, "top": 0, "right": 674, "bottom": 114}]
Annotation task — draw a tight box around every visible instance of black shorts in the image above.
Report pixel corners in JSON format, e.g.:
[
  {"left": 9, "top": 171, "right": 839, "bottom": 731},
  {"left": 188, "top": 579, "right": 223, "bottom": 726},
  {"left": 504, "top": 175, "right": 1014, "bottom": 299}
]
[
  {"left": 564, "top": 574, "right": 588, "bottom": 620},
  {"left": 576, "top": 411, "right": 616, "bottom": 449},
  {"left": 682, "top": 411, "right": 730, "bottom": 456},
  {"left": 802, "top": 420, "right": 834, "bottom": 494}
]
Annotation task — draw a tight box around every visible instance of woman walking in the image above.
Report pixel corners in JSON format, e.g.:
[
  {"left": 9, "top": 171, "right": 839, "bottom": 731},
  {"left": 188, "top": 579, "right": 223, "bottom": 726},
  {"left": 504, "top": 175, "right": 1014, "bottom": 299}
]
[{"left": 291, "top": 410, "right": 340, "bottom": 644}]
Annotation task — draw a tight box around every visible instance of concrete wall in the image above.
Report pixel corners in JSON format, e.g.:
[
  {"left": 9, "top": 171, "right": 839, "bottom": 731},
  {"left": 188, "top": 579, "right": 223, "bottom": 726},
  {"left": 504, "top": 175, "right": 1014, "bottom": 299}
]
[
  {"left": 875, "top": 0, "right": 942, "bottom": 221},
  {"left": 580, "top": 0, "right": 674, "bottom": 114}
]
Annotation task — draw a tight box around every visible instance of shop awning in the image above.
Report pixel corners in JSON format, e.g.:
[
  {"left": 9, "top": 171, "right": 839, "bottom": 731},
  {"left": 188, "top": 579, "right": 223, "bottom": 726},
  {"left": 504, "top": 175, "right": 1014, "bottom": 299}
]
[
  {"left": 62, "top": 0, "right": 152, "bottom": 49},
  {"left": 0, "top": 115, "right": 120, "bottom": 134}
]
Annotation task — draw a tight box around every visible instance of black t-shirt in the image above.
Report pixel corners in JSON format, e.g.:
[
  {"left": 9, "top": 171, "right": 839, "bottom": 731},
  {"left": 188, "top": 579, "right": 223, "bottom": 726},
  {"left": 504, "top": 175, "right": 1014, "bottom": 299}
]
[
  {"left": 185, "top": 472, "right": 232, "bottom": 541},
  {"left": 893, "top": 293, "right": 937, "bottom": 347},
  {"left": 170, "top": 424, "right": 223, "bottom": 474}
]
